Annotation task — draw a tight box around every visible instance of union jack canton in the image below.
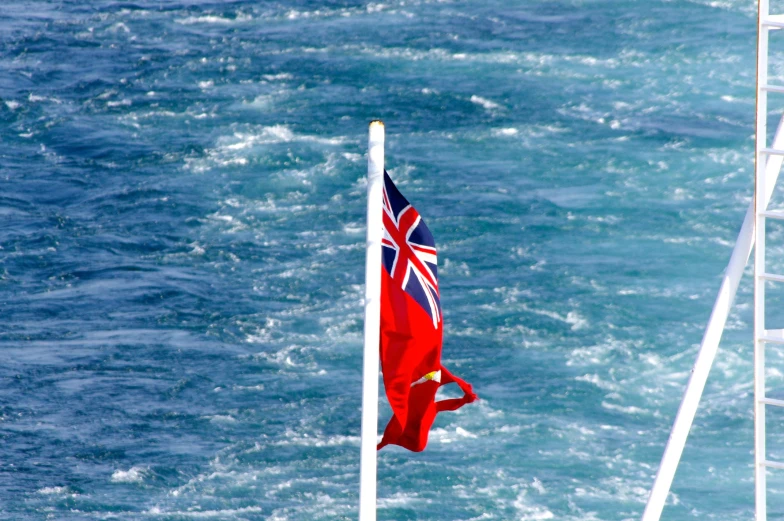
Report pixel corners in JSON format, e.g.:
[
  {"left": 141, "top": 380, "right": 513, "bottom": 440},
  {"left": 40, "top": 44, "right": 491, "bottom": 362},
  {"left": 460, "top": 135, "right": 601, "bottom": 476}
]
[{"left": 381, "top": 171, "right": 441, "bottom": 328}]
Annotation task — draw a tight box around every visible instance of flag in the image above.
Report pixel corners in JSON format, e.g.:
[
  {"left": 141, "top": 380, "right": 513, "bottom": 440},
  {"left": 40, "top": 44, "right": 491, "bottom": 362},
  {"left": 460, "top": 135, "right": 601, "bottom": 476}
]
[{"left": 378, "top": 171, "right": 477, "bottom": 452}]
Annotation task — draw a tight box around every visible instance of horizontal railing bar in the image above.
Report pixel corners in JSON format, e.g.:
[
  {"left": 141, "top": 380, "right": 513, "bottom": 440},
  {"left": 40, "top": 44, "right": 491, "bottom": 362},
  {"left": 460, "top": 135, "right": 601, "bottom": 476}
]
[
  {"left": 758, "top": 272, "right": 784, "bottom": 283},
  {"left": 760, "top": 397, "right": 784, "bottom": 407},
  {"left": 760, "top": 210, "right": 784, "bottom": 219},
  {"left": 763, "top": 15, "right": 784, "bottom": 29},
  {"left": 763, "top": 460, "right": 784, "bottom": 470}
]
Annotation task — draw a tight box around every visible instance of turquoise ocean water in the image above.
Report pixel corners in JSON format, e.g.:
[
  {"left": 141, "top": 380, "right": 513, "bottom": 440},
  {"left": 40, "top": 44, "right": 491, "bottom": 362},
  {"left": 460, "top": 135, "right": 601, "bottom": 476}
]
[{"left": 2, "top": 0, "right": 782, "bottom": 519}]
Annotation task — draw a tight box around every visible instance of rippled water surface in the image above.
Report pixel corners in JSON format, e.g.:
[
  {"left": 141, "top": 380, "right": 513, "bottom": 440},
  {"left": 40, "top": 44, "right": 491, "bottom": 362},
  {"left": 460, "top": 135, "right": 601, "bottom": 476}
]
[{"left": 1, "top": 0, "right": 779, "bottom": 519}]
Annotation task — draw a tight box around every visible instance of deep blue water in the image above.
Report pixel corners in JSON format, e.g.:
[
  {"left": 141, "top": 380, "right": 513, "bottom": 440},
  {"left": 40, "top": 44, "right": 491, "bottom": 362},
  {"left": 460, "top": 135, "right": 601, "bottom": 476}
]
[{"left": 1, "top": 0, "right": 781, "bottom": 519}]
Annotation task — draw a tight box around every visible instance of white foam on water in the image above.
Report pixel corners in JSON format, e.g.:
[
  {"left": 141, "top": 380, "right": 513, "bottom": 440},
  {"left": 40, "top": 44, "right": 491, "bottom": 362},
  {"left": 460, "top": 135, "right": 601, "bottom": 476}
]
[
  {"left": 512, "top": 490, "right": 555, "bottom": 520},
  {"left": 462, "top": 514, "right": 494, "bottom": 521},
  {"left": 189, "top": 242, "right": 205, "bottom": 255},
  {"left": 232, "top": 384, "right": 265, "bottom": 391},
  {"left": 686, "top": 0, "right": 754, "bottom": 14},
  {"left": 245, "top": 93, "right": 275, "bottom": 109},
  {"left": 145, "top": 505, "right": 262, "bottom": 517},
  {"left": 573, "top": 475, "right": 650, "bottom": 505},
  {"left": 519, "top": 304, "right": 588, "bottom": 331},
  {"left": 601, "top": 401, "right": 652, "bottom": 416},
  {"left": 262, "top": 73, "right": 293, "bottom": 81},
  {"left": 206, "top": 414, "right": 237, "bottom": 424},
  {"left": 168, "top": 465, "right": 279, "bottom": 498},
  {"left": 350, "top": 44, "right": 630, "bottom": 80},
  {"left": 243, "top": 344, "right": 320, "bottom": 372},
  {"left": 441, "top": 257, "right": 471, "bottom": 276},
  {"left": 186, "top": 124, "right": 348, "bottom": 173},
  {"left": 274, "top": 429, "right": 359, "bottom": 447},
  {"left": 575, "top": 373, "right": 620, "bottom": 392},
  {"left": 28, "top": 93, "right": 62, "bottom": 104},
  {"left": 351, "top": 44, "right": 511, "bottom": 63},
  {"left": 37, "top": 486, "right": 71, "bottom": 495},
  {"left": 111, "top": 466, "right": 147, "bottom": 483},
  {"left": 377, "top": 491, "right": 420, "bottom": 508},
  {"left": 429, "top": 426, "right": 480, "bottom": 444},
  {"left": 267, "top": 497, "right": 350, "bottom": 521},
  {"left": 5, "top": 100, "right": 20, "bottom": 110},
  {"left": 342, "top": 222, "right": 364, "bottom": 234},
  {"left": 712, "top": 348, "right": 750, "bottom": 381},
  {"left": 206, "top": 211, "right": 247, "bottom": 233},
  {"left": 246, "top": 124, "right": 345, "bottom": 146},
  {"left": 322, "top": 315, "right": 362, "bottom": 341},
  {"left": 175, "top": 13, "right": 252, "bottom": 25},
  {"left": 107, "top": 22, "right": 131, "bottom": 34},
  {"left": 567, "top": 336, "right": 642, "bottom": 367},
  {"left": 492, "top": 322, "right": 539, "bottom": 339},
  {"left": 244, "top": 317, "right": 282, "bottom": 344},
  {"left": 124, "top": 110, "right": 178, "bottom": 121},
  {"left": 531, "top": 477, "right": 546, "bottom": 494},
  {"left": 283, "top": 3, "right": 389, "bottom": 21},
  {"left": 564, "top": 311, "right": 588, "bottom": 330},
  {"left": 470, "top": 95, "right": 501, "bottom": 111},
  {"left": 341, "top": 152, "right": 361, "bottom": 162}
]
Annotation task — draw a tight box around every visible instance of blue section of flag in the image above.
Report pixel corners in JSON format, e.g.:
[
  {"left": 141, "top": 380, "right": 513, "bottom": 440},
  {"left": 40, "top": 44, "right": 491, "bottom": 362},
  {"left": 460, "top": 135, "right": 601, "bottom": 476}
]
[{"left": 381, "top": 171, "right": 441, "bottom": 326}]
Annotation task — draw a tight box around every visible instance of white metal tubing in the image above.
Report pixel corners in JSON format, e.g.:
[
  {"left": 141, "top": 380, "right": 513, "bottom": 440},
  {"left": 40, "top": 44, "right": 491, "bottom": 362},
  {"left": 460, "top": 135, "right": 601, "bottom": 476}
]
[
  {"left": 359, "top": 120, "right": 385, "bottom": 521},
  {"left": 762, "top": 14, "right": 784, "bottom": 29},
  {"left": 760, "top": 333, "right": 784, "bottom": 345},
  {"left": 640, "top": 116, "right": 784, "bottom": 521},
  {"left": 755, "top": 2, "right": 769, "bottom": 518},
  {"left": 760, "top": 397, "right": 784, "bottom": 408},
  {"left": 756, "top": 163, "right": 768, "bottom": 521},
  {"left": 759, "top": 272, "right": 784, "bottom": 282},
  {"left": 763, "top": 460, "right": 784, "bottom": 470}
]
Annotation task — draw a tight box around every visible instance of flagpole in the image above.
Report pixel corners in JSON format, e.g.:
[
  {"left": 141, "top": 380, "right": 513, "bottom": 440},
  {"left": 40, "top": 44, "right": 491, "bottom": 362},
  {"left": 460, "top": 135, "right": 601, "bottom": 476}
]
[{"left": 359, "top": 120, "right": 384, "bottom": 521}]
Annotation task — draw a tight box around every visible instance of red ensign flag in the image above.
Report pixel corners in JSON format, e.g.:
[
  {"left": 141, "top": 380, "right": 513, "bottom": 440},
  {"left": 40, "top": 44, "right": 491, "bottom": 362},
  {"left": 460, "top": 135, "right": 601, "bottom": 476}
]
[{"left": 378, "top": 171, "right": 477, "bottom": 452}]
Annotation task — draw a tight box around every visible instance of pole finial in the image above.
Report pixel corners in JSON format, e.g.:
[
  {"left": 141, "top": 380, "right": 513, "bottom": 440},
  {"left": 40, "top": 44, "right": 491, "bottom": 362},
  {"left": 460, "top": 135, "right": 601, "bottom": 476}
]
[{"left": 368, "top": 121, "right": 385, "bottom": 149}]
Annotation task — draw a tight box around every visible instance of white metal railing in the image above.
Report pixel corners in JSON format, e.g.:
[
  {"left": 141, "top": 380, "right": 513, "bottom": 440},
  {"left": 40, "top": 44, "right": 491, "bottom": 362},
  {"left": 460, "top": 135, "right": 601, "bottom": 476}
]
[
  {"left": 640, "top": 113, "right": 784, "bottom": 521},
  {"left": 641, "top": 1, "right": 784, "bottom": 517},
  {"left": 640, "top": 118, "right": 784, "bottom": 520},
  {"left": 755, "top": 2, "right": 770, "bottom": 518}
]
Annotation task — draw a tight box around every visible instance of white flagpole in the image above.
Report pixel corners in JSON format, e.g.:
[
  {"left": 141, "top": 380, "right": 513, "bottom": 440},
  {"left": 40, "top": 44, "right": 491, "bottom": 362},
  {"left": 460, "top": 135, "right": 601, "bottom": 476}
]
[
  {"left": 641, "top": 114, "right": 784, "bottom": 521},
  {"left": 359, "top": 120, "right": 384, "bottom": 521}
]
